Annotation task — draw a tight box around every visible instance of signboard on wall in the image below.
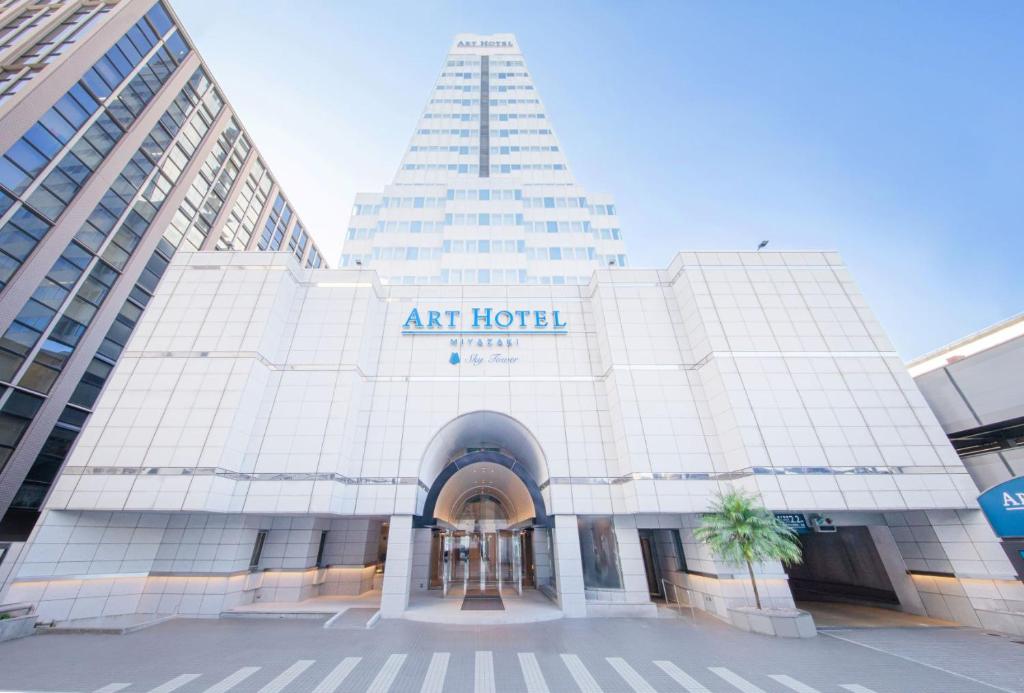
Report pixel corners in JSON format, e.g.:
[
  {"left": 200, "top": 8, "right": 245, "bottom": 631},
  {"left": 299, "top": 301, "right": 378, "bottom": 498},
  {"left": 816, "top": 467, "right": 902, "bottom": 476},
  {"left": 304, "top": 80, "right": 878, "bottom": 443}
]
[
  {"left": 774, "top": 513, "right": 810, "bottom": 534},
  {"left": 401, "top": 306, "right": 567, "bottom": 366},
  {"left": 978, "top": 476, "right": 1024, "bottom": 539}
]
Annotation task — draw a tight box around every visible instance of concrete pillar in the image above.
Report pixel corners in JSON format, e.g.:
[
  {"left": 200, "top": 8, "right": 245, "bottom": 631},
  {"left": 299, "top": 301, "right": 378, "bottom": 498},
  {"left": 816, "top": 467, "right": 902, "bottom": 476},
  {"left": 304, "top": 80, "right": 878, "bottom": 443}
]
[
  {"left": 868, "top": 524, "right": 927, "bottom": 616},
  {"left": 613, "top": 516, "right": 655, "bottom": 604},
  {"left": 552, "top": 515, "right": 587, "bottom": 617},
  {"left": 380, "top": 515, "right": 414, "bottom": 618}
]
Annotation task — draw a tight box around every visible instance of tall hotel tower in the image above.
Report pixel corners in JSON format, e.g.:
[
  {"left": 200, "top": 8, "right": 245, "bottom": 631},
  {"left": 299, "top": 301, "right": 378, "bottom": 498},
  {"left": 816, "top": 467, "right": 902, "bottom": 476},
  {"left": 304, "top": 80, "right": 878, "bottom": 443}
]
[
  {"left": 3, "top": 28, "right": 1021, "bottom": 638},
  {"left": 0, "top": 0, "right": 326, "bottom": 549},
  {"left": 341, "top": 34, "right": 628, "bottom": 285}
]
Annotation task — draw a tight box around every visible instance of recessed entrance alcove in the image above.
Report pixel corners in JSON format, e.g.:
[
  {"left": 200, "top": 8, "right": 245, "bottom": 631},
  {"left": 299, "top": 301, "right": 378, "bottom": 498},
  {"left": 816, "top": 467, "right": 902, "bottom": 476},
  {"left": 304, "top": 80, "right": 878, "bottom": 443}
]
[{"left": 403, "top": 412, "right": 563, "bottom": 623}]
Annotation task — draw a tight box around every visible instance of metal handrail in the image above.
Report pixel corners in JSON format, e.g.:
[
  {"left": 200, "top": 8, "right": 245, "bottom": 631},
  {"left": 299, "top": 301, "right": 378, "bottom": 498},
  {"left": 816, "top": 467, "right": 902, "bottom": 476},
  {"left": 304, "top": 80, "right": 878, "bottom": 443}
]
[{"left": 661, "top": 578, "right": 696, "bottom": 622}]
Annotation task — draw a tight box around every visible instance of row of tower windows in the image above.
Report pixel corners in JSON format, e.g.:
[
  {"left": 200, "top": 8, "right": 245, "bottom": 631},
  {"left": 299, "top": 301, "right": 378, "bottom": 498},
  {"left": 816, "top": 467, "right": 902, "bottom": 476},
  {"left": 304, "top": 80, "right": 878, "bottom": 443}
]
[
  {"left": 434, "top": 85, "right": 535, "bottom": 92},
  {"left": 445, "top": 59, "right": 524, "bottom": 68},
  {"left": 402, "top": 163, "right": 566, "bottom": 173},
  {"left": 342, "top": 244, "right": 607, "bottom": 262},
  {"left": 438, "top": 71, "right": 528, "bottom": 79},
  {"left": 374, "top": 271, "right": 621, "bottom": 286},
  {"left": 409, "top": 145, "right": 560, "bottom": 154},
  {"left": 415, "top": 128, "right": 553, "bottom": 137},
  {"left": 345, "top": 223, "right": 623, "bottom": 241},
  {"left": 429, "top": 99, "right": 539, "bottom": 106},
  {"left": 421, "top": 113, "right": 547, "bottom": 121}
]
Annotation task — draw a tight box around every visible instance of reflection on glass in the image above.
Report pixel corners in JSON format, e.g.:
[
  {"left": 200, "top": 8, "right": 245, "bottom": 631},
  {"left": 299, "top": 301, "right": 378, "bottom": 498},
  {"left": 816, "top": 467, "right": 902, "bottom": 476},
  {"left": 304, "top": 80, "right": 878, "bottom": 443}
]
[{"left": 578, "top": 515, "right": 622, "bottom": 589}]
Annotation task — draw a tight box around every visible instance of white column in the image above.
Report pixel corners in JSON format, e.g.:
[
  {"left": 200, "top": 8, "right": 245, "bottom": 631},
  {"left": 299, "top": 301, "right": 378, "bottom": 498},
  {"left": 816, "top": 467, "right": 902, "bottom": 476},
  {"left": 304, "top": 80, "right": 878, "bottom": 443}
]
[
  {"left": 552, "top": 515, "right": 587, "bottom": 617},
  {"left": 868, "top": 524, "right": 927, "bottom": 616},
  {"left": 380, "top": 515, "right": 414, "bottom": 618},
  {"left": 612, "top": 516, "right": 654, "bottom": 604}
]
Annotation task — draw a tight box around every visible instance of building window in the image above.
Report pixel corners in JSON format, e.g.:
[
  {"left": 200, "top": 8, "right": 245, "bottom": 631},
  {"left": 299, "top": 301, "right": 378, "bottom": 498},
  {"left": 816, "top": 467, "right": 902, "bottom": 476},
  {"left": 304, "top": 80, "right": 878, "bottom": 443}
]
[
  {"left": 672, "top": 530, "right": 688, "bottom": 573},
  {"left": 578, "top": 516, "right": 622, "bottom": 589},
  {"left": 249, "top": 529, "right": 268, "bottom": 571},
  {"left": 316, "top": 530, "right": 328, "bottom": 568}
]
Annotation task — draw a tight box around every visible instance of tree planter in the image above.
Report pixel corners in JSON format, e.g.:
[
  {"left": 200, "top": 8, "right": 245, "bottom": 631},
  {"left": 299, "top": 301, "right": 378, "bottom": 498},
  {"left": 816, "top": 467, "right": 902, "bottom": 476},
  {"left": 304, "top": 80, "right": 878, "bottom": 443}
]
[
  {"left": 728, "top": 606, "right": 816, "bottom": 638},
  {"left": 0, "top": 613, "right": 37, "bottom": 642}
]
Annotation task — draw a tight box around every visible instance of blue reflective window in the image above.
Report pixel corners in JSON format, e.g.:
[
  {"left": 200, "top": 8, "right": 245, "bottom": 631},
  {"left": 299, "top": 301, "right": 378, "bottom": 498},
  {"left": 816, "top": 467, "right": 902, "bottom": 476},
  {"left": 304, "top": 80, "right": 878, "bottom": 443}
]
[
  {"left": 146, "top": 2, "right": 174, "bottom": 36},
  {"left": 164, "top": 31, "right": 189, "bottom": 62},
  {"left": 39, "top": 110, "right": 77, "bottom": 145},
  {"left": 0, "top": 157, "right": 30, "bottom": 194},
  {"left": 550, "top": 248, "right": 562, "bottom": 260},
  {"left": 5, "top": 140, "right": 49, "bottom": 180}
]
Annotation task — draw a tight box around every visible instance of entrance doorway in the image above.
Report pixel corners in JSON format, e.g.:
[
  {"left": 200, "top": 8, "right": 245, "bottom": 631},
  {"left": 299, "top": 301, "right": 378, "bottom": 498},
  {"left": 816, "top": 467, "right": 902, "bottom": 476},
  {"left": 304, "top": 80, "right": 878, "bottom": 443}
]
[
  {"left": 421, "top": 456, "right": 555, "bottom": 610},
  {"left": 638, "top": 529, "right": 663, "bottom": 599},
  {"left": 785, "top": 526, "right": 899, "bottom": 606},
  {"left": 431, "top": 527, "right": 530, "bottom": 608}
]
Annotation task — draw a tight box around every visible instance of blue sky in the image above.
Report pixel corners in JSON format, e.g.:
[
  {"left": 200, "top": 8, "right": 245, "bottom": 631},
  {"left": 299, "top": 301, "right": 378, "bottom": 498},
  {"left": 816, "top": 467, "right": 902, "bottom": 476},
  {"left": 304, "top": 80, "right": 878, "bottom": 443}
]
[{"left": 171, "top": 0, "right": 1022, "bottom": 360}]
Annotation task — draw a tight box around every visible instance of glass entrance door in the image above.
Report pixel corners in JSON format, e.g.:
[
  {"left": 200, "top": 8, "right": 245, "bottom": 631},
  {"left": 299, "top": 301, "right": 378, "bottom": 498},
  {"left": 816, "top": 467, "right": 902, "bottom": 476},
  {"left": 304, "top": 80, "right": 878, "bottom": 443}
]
[{"left": 429, "top": 527, "right": 537, "bottom": 597}]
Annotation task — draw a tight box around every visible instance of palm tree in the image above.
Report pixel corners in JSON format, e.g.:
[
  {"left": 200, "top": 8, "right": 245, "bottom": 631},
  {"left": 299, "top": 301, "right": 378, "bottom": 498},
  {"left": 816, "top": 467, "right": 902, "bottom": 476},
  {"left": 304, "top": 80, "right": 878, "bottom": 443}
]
[{"left": 693, "top": 489, "right": 803, "bottom": 610}]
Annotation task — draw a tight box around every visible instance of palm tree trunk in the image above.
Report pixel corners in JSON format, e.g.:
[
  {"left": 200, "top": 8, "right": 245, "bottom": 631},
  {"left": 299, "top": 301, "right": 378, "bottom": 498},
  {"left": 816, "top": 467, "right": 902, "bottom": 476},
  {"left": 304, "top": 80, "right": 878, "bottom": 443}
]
[{"left": 746, "top": 560, "right": 762, "bottom": 610}]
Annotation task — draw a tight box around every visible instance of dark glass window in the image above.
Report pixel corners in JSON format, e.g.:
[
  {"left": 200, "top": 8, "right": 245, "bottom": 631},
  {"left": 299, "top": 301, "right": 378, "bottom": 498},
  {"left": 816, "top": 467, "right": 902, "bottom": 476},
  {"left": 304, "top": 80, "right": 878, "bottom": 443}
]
[{"left": 249, "top": 530, "right": 268, "bottom": 571}]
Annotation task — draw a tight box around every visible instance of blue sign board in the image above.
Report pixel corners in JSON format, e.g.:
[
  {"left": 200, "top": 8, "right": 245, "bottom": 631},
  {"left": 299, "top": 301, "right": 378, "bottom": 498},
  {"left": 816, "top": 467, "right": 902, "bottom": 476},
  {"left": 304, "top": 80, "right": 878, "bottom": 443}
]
[
  {"left": 401, "top": 307, "right": 567, "bottom": 334},
  {"left": 978, "top": 476, "right": 1024, "bottom": 539},
  {"left": 774, "top": 512, "right": 810, "bottom": 534}
]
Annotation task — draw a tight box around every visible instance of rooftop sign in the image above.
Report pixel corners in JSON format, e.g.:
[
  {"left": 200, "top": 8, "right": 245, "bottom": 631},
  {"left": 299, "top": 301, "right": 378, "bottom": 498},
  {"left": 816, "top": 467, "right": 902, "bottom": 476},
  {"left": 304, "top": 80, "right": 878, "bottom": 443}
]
[{"left": 456, "top": 40, "right": 514, "bottom": 48}]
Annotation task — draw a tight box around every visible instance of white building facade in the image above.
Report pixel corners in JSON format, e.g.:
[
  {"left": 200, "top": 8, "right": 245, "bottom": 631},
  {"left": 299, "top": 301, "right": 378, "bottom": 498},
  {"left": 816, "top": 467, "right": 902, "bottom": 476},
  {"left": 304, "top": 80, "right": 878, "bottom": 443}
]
[{"left": 3, "top": 34, "right": 1022, "bottom": 634}]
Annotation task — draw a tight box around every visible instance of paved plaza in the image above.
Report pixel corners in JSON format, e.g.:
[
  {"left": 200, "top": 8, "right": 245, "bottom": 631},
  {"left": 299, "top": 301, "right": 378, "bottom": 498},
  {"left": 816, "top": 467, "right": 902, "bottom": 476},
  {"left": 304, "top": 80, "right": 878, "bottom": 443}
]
[{"left": 1, "top": 613, "right": 1023, "bottom": 693}]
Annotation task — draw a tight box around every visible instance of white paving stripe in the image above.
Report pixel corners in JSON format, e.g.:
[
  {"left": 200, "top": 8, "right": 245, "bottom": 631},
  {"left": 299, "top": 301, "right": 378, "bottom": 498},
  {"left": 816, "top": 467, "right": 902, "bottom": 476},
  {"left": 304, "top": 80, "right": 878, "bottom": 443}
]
[
  {"left": 307, "top": 655, "right": 360, "bottom": 691},
  {"left": 310, "top": 658, "right": 360, "bottom": 693},
  {"left": 147, "top": 674, "right": 201, "bottom": 693},
  {"left": 257, "top": 660, "right": 315, "bottom": 693},
  {"left": 93, "top": 686, "right": 130, "bottom": 693},
  {"left": 769, "top": 675, "right": 821, "bottom": 693},
  {"left": 202, "top": 667, "right": 260, "bottom": 693},
  {"left": 840, "top": 686, "right": 880, "bottom": 693},
  {"left": 475, "top": 651, "right": 496, "bottom": 693},
  {"left": 560, "top": 654, "right": 603, "bottom": 693},
  {"left": 708, "top": 667, "right": 768, "bottom": 693},
  {"left": 366, "top": 654, "right": 406, "bottom": 693},
  {"left": 606, "top": 658, "right": 656, "bottom": 693},
  {"left": 518, "top": 653, "right": 550, "bottom": 693},
  {"left": 653, "top": 661, "right": 711, "bottom": 693},
  {"left": 419, "top": 652, "right": 450, "bottom": 693}
]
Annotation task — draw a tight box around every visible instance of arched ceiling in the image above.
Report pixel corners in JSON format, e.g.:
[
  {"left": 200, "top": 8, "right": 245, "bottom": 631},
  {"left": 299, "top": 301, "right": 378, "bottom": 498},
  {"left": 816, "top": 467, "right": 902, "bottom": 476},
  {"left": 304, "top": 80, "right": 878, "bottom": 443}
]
[
  {"left": 419, "top": 411, "right": 548, "bottom": 486},
  {"left": 434, "top": 463, "right": 535, "bottom": 526}
]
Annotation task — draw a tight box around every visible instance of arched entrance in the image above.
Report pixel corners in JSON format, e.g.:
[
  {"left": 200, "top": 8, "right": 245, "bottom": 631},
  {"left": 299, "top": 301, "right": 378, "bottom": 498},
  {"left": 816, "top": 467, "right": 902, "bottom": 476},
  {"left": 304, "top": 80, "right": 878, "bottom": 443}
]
[{"left": 419, "top": 450, "right": 552, "bottom": 601}]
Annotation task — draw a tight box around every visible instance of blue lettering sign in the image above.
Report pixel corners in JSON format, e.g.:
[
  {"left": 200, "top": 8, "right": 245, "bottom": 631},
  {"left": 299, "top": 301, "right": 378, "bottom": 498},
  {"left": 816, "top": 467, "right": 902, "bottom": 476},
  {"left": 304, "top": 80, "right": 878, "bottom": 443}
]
[
  {"left": 978, "top": 476, "right": 1024, "bottom": 539},
  {"left": 402, "top": 308, "right": 423, "bottom": 329},
  {"left": 400, "top": 306, "right": 569, "bottom": 334},
  {"left": 473, "top": 307, "right": 491, "bottom": 328}
]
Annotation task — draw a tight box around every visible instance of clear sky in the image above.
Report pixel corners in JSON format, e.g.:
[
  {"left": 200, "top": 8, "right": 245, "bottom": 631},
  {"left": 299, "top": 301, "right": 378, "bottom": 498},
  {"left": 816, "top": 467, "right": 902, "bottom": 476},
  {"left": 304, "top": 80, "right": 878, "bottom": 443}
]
[{"left": 171, "top": 0, "right": 1022, "bottom": 360}]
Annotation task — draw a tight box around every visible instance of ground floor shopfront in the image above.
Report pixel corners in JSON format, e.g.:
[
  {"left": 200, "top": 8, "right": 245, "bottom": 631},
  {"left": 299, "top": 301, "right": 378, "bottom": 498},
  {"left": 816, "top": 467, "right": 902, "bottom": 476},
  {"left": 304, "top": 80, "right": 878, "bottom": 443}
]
[{"left": 2, "top": 250, "right": 1022, "bottom": 634}]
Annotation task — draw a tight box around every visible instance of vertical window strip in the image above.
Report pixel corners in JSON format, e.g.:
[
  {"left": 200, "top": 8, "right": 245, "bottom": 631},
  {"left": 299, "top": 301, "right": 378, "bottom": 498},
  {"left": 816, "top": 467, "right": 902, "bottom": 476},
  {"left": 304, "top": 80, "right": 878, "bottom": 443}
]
[
  {"left": 216, "top": 158, "right": 271, "bottom": 250},
  {"left": 165, "top": 120, "right": 247, "bottom": 251},
  {"left": 0, "top": 68, "right": 220, "bottom": 396},
  {"left": 0, "top": 3, "right": 191, "bottom": 297}
]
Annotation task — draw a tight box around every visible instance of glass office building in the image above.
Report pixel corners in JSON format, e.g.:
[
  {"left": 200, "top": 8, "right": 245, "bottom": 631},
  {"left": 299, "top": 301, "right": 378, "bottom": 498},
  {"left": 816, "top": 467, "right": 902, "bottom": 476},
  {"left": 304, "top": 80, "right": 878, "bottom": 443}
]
[
  {"left": 0, "top": 0, "right": 327, "bottom": 558},
  {"left": 2, "top": 30, "right": 1022, "bottom": 637}
]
